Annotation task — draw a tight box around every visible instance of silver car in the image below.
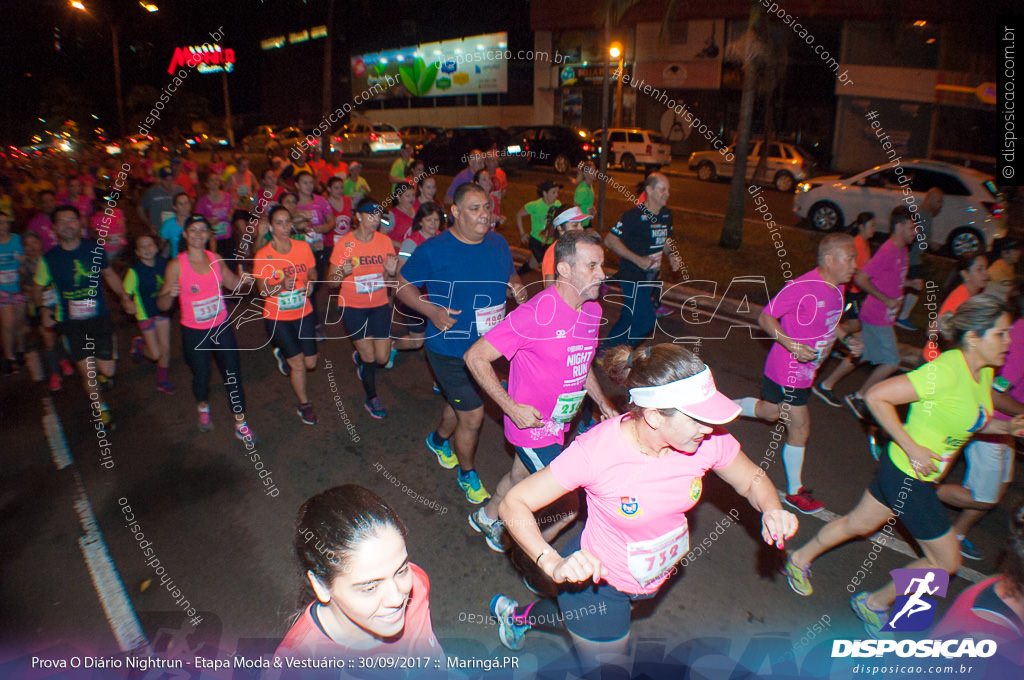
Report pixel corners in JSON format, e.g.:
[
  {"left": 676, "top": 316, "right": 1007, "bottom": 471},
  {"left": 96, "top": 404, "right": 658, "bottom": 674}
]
[
  {"left": 792, "top": 159, "right": 1007, "bottom": 256},
  {"left": 689, "top": 140, "right": 816, "bottom": 192},
  {"left": 329, "top": 122, "right": 403, "bottom": 156}
]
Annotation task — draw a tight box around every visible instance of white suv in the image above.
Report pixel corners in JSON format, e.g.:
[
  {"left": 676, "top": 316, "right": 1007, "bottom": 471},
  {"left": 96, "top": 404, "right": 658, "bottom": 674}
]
[
  {"left": 793, "top": 159, "right": 1007, "bottom": 256},
  {"left": 329, "top": 122, "right": 403, "bottom": 156},
  {"left": 595, "top": 128, "right": 671, "bottom": 172}
]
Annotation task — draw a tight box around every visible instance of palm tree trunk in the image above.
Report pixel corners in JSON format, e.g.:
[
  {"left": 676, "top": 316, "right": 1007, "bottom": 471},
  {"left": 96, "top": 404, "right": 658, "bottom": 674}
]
[{"left": 718, "top": 2, "right": 760, "bottom": 250}]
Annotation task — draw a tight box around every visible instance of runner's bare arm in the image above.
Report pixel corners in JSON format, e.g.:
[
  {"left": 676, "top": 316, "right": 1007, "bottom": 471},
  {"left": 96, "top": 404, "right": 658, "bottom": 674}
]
[
  {"left": 464, "top": 337, "right": 543, "bottom": 428},
  {"left": 865, "top": 375, "right": 942, "bottom": 476},
  {"left": 156, "top": 259, "right": 181, "bottom": 311},
  {"left": 854, "top": 270, "right": 900, "bottom": 310},
  {"left": 395, "top": 273, "right": 459, "bottom": 329},
  {"left": 604, "top": 232, "right": 654, "bottom": 270},
  {"left": 758, "top": 312, "right": 816, "bottom": 362},
  {"left": 584, "top": 370, "right": 618, "bottom": 420},
  {"left": 714, "top": 452, "right": 798, "bottom": 547},
  {"left": 499, "top": 468, "right": 606, "bottom": 583}
]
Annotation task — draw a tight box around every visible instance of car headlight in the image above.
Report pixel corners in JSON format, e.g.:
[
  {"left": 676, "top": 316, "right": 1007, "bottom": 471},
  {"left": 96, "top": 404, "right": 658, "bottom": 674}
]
[{"left": 796, "top": 182, "right": 812, "bottom": 193}]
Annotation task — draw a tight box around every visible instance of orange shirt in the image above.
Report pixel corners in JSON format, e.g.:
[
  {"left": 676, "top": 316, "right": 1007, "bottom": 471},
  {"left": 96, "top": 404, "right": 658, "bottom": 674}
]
[
  {"left": 275, "top": 563, "right": 443, "bottom": 660},
  {"left": 254, "top": 240, "right": 316, "bottom": 321},
  {"left": 329, "top": 231, "right": 394, "bottom": 309},
  {"left": 923, "top": 284, "right": 970, "bottom": 362},
  {"left": 542, "top": 243, "right": 556, "bottom": 280},
  {"left": 850, "top": 235, "right": 872, "bottom": 294}
]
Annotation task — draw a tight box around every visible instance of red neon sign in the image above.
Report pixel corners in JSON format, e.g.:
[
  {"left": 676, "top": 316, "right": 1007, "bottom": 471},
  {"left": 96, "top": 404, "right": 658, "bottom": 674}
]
[{"left": 167, "top": 45, "right": 236, "bottom": 75}]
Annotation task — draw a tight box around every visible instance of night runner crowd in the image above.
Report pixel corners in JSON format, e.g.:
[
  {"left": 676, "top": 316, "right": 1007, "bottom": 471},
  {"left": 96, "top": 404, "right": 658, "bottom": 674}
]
[{"left": 1, "top": 140, "right": 1022, "bottom": 673}]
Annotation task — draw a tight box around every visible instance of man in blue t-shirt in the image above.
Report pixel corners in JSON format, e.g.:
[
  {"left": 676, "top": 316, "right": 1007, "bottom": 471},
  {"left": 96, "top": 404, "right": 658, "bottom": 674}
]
[
  {"left": 602, "top": 173, "right": 676, "bottom": 348},
  {"left": 398, "top": 182, "right": 527, "bottom": 504}
]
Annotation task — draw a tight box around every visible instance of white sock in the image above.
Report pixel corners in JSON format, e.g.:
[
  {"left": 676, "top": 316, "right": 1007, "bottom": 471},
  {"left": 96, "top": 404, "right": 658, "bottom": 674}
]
[
  {"left": 734, "top": 397, "right": 760, "bottom": 419},
  {"left": 783, "top": 444, "right": 806, "bottom": 495}
]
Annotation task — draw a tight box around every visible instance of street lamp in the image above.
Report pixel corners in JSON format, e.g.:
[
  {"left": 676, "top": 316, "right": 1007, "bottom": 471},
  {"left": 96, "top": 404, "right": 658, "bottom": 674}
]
[
  {"left": 609, "top": 42, "right": 624, "bottom": 127},
  {"left": 70, "top": 1, "right": 159, "bottom": 138}
]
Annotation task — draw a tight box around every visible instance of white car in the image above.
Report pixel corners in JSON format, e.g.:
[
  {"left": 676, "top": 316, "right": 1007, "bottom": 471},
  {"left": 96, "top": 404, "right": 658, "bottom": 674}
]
[
  {"left": 329, "top": 122, "right": 402, "bottom": 156},
  {"left": 793, "top": 159, "right": 1007, "bottom": 256},
  {"left": 689, "top": 140, "right": 817, "bottom": 192},
  {"left": 594, "top": 128, "right": 671, "bottom": 171}
]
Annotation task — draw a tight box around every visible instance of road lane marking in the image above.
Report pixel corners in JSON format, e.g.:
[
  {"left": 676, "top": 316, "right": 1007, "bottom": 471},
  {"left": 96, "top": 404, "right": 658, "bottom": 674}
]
[{"left": 42, "top": 396, "right": 150, "bottom": 652}]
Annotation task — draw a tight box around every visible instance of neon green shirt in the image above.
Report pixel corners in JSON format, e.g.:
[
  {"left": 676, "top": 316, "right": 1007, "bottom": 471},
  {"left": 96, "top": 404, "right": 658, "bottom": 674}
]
[
  {"left": 524, "top": 198, "right": 561, "bottom": 243},
  {"left": 574, "top": 182, "right": 594, "bottom": 227},
  {"left": 889, "top": 349, "right": 993, "bottom": 482}
]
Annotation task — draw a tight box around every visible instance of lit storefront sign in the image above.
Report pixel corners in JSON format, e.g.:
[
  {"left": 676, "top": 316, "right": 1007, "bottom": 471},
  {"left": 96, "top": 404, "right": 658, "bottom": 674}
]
[{"left": 167, "top": 44, "right": 236, "bottom": 74}]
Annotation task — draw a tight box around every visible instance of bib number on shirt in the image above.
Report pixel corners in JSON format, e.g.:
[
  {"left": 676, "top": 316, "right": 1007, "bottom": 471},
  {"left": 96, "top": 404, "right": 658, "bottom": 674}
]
[
  {"left": 277, "top": 289, "right": 306, "bottom": 311},
  {"left": 354, "top": 272, "right": 385, "bottom": 295},
  {"left": 192, "top": 295, "right": 222, "bottom": 323},
  {"left": 213, "top": 221, "right": 229, "bottom": 238},
  {"left": 42, "top": 288, "right": 57, "bottom": 306},
  {"left": 0, "top": 269, "right": 17, "bottom": 285},
  {"left": 68, "top": 298, "right": 98, "bottom": 320},
  {"left": 626, "top": 522, "right": 689, "bottom": 589},
  {"left": 550, "top": 389, "right": 588, "bottom": 424},
  {"left": 475, "top": 303, "right": 506, "bottom": 335}
]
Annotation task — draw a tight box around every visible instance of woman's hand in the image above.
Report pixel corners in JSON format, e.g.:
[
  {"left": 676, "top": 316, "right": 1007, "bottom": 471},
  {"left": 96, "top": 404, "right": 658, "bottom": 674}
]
[
  {"left": 761, "top": 508, "right": 799, "bottom": 549},
  {"left": 544, "top": 549, "right": 608, "bottom": 584},
  {"left": 903, "top": 441, "right": 943, "bottom": 478}
]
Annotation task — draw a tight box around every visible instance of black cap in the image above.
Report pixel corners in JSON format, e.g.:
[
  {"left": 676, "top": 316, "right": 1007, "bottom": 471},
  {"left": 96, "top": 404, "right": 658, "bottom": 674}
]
[{"left": 537, "top": 180, "right": 563, "bottom": 194}]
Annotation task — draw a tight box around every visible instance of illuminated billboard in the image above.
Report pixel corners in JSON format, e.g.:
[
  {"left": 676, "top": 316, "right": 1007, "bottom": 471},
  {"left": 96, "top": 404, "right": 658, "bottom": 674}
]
[{"left": 351, "top": 32, "right": 508, "bottom": 98}]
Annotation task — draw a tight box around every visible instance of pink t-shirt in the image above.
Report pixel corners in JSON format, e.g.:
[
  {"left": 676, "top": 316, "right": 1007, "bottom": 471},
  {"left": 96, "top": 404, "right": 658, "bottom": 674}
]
[
  {"left": 196, "top": 192, "right": 234, "bottom": 240},
  {"left": 90, "top": 209, "right": 126, "bottom": 253},
  {"left": 27, "top": 213, "right": 58, "bottom": 253},
  {"left": 296, "top": 194, "right": 332, "bottom": 229},
  {"left": 763, "top": 269, "right": 845, "bottom": 389},
  {"left": 858, "top": 239, "right": 908, "bottom": 326},
  {"left": 993, "top": 319, "right": 1024, "bottom": 420},
  {"left": 549, "top": 415, "right": 740, "bottom": 594},
  {"left": 177, "top": 250, "right": 228, "bottom": 329},
  {"left": 485, "top": 287, "right": 602, "bottom": 447}
]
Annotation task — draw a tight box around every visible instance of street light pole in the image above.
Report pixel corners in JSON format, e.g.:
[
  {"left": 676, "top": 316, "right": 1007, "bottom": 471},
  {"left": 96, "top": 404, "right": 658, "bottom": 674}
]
[
  {"left": 610, "top": 44, "right": 624, "bottom": 128},
  {"left": 111, "top": 23, "right": 124, "bottom": 138},
  {"left": 597, "top": 4, "right": 611, "bottom": 233}
]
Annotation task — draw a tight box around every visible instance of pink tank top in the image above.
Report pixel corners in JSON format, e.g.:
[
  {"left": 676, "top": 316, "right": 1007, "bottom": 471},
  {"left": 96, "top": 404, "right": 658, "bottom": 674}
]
[{"left": 178, "top": 250, "right": 228, "bottom": 329}]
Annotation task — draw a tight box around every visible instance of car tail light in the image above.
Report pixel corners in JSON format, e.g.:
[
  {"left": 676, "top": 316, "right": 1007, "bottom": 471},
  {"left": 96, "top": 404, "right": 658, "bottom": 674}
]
[
  {"left": 582, "top": 143, "right": 591, "bottom": 151},
  {"left": 332, "top": 136, "right": 341, "bottom": 143},
  {"left": 983, "top": 202, "right": 1005, "bottom": 219},
  {"left": 270, "top": 133, "right": 276, "bottom": 138},
  {"left": 646, "top": 144, "right": 653, "bottom": 154},
  {"left": 370, "top": 133, "right": 378, "bottom": 141}
]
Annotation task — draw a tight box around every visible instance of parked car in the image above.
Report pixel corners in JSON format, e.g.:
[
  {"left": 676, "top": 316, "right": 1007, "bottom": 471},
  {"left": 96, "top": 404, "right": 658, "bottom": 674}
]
[
  {"left": 689, "top": 140, "right": 817, "bottom": 192},
  {"left": 186, "top": 131, "right": 231, "bottom": 150},
  {"left": 793, "top": 159, "right": 1008, "bottom": 256},
  {"left": 415, "top": 126, "right": 525, "bottom": 175},
  {"left": 268, "top": 126, "right": 317, "bottom": 154},
  {"left": 512, "top": 125, "right": 597, "bottom": 174},
  {"left": 399, "top": 125, "right": 443, "bottom": 150},
  {"left": 329, "top": 122, "right": 402, "bottom": 156},
  {"left": 241, "top": 125, "right": 277, "bottom": 152},
  {"left": 594, "top": 128, "right": 670, "bottom": 172}
]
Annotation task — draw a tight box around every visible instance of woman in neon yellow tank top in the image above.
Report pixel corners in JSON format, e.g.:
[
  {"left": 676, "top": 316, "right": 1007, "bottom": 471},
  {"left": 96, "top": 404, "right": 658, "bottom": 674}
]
[{"left": 783, "top": 295, "right": 1024, "bottom": 637}]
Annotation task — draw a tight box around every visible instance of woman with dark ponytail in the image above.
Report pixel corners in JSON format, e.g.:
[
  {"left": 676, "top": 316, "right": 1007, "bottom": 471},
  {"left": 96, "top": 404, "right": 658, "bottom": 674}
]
[
  {"left": 275, "top": 485, "right": 443, "bottom": 660},
  {"left": 489, "top": 343, "right": 798, "bottom": 672},
  {"left": 786, "top": 295, "right": 1024, "bottom": 638}
]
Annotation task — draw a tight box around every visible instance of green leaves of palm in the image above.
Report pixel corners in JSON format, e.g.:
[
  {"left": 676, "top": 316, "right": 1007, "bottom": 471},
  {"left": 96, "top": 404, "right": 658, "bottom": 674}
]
[{"left": 398, "top": 57, "right": 439, "bottom": 97}]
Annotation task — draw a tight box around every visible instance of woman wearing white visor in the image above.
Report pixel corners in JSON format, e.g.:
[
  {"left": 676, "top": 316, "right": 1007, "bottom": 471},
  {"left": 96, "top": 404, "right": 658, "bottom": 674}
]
[{"left": 489, "top": 343, "right": 799, "bottom": 671}]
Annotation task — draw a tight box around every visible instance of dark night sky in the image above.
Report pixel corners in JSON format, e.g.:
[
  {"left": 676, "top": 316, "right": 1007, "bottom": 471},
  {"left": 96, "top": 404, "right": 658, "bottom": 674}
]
[{"left": 0, "top": 0, "right": 532, "bottom": 143}]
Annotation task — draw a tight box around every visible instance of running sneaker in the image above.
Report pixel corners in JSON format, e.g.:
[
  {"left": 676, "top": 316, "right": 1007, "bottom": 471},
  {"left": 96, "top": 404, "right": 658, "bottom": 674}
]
[
  {"left": 782, "top": 554, "right": 813, "bottom": 596},
  {"left": 48, "top": 373, "right": 62, "bottom": 391},
  {"left": 197, "top": 405, "right": 213, "bottom": 433},
  {"left": 315, "top": 324, "right": 326, "bottom": 342},
  {"left": 131, "top": 336, "right": 145, "bottom": 361},
  {"left": 431, "top": 381, "right": 443, "bottom": 395},
  {"left": 273, "top": 347, "right": 291, "bottom": 376},
  {"left": 385, "top": 347, "right": 398, "bottom": 369},
  {"left": 958, "top": 535, "right": 984, "bottom": 561},
  {"left": 812, "top": 383, "right": 841, "bottom": 407},
  {"left": 98, "top": 374, "right": 114, "bottom": 392},
  {"left": 844, "top": 393, "right": 869, "bottom": 420},
  {"left": 850, "top": 591, "right": 892, "bottom": 638},
  {"left": 468, "top": 507, "right": 505, "bottom": 553},
  {"left": 784, "top": 487, "right": 824, "bottom": 513},
  {"left": 60, "top": 359, "right": 74, "bottom": 376},
  {"left": 426, "top": 432, "right": 457, "bottom": 469},
  {"left": 655, "top": 304, "right": 673, "bottom": 318},
  {"left": 98, "top": 403, "right": 115, "bottom": 431},
  {"left": 351, "top": 350, "right": 361, "bottom": 367},
  {"left": 297, "top": 402, "right": 318, "bottom": 425},
  {"left": 894, "top": 318, "right": 918, "bottom": 331},
  {"left": 489, "top": 595, "right": 530, "bottom": 651},
  {"left": 235, "top": 421, "right": 256, "bottom": 442},
  {"left": 364, "top": 397, "right": 387, "bottom": 419},
  {"left": 156, "top": 380, "right": 176, "bottom": 395},
  {"left": 458, "top": 469, "right": 490, "bottom": 504},
  {"left": 867, "top": 430, "right": 883, "bottom": 461}
]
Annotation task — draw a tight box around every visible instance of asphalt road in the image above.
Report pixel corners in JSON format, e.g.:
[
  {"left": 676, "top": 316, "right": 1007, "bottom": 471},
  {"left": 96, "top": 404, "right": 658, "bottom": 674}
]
[{"left": 2, "top": 157, "right": 1021, "bottom": 679}]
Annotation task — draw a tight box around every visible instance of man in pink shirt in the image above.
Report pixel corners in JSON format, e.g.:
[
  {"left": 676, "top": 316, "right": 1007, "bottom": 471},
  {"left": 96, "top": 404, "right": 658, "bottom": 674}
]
[
  {"left": 27, "top": 191, "right": 58, "bottom": 253},
  {"left": 733, "top": 233, "right": 861, "bottom": 513},
  {"left": 463, "top": 230, "right": 617, "bottom": 554},
  {"left": 818, "top": 207, "right": 916, "bottom": 420}
]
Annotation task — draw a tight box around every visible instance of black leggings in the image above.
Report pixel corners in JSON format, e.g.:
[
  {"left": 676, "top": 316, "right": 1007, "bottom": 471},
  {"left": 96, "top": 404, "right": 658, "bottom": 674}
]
[{"left": 180, "top": 322, "right": 245, "bottom": 412}]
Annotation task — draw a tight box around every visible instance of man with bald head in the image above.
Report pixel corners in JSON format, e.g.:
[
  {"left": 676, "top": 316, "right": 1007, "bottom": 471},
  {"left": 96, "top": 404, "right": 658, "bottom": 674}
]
[{"left": 601, "top": 172, "right": 677, "bottom": 348}]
